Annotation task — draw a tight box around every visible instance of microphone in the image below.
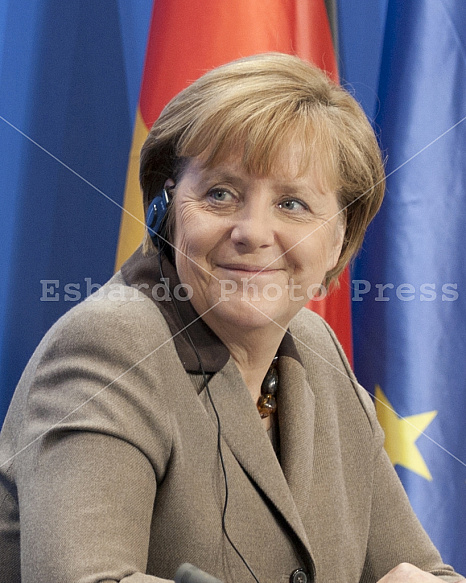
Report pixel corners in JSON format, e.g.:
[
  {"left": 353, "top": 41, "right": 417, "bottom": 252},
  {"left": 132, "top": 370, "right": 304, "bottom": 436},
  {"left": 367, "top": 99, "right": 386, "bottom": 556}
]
[{"left": 174, "top": 563, "right": 224, "bottom": 583}]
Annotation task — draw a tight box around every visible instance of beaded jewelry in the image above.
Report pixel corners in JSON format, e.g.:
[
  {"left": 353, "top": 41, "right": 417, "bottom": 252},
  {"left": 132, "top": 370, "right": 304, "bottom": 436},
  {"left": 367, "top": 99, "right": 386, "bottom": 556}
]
[{"left": 256, "top": 356, "right": 279, "bottom": 418}]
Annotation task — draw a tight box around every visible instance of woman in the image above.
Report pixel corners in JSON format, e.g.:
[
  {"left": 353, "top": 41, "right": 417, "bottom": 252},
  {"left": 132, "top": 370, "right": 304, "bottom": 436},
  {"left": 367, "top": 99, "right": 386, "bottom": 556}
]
[{"left": 0, "top": 53, "right": 463, "bottom": 583}]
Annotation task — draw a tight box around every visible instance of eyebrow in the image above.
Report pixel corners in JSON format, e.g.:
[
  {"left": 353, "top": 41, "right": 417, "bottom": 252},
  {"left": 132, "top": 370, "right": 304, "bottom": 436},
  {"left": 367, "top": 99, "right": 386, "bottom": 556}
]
[
  {"left": 196, "top": 165, "right": 249, "bottom": 188},
  {"left": 195, "top": 162, "right": 326, "bottom": 198}
]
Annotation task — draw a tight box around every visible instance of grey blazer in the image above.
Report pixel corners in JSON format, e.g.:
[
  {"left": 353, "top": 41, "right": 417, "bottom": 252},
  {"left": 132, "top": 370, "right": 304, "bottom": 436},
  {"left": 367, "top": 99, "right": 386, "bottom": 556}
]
[{"left": 0, "top": 250, "right": 462, "bottom": 583}]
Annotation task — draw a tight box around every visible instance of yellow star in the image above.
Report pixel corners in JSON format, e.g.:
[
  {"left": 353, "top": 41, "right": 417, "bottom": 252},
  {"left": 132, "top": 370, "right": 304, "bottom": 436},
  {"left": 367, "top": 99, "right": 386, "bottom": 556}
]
[{"left": 374, "top": 385, "right": 437, "bottom": 481}]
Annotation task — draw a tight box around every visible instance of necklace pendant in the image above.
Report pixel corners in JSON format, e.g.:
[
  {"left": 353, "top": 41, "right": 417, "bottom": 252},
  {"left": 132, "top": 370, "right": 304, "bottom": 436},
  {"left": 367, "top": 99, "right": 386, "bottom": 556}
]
[
  {"left": 257, "top": 393, "right": 277, "bottom": 418},
  {"left": 257, "top": 356, "right": 279, "bottom": 418},
  {"left": 262, "top": 364, "right": 279, "bottom": 394}
]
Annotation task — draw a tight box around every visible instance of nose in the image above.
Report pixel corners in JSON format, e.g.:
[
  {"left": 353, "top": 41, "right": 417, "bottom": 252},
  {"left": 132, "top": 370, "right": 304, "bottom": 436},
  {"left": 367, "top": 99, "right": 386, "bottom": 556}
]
[{"left": 230, "top": 199, "right": 275, "bottom": 250}]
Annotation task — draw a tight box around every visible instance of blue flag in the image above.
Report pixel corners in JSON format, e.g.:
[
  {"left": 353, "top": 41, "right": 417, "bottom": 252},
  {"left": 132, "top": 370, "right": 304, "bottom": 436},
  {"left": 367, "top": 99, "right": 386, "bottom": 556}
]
[
  {"left": 353, "top": 0, "right": 466, "bottom": 573},
  {"left": 0, "top": 1, "right": 151, "bottom": 424}
]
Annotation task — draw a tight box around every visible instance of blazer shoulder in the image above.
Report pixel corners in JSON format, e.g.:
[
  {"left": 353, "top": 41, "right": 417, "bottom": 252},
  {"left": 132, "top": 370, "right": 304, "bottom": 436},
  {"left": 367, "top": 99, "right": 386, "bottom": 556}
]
[
  {"left": 289, "top": 308, "right": 382, "bottom": 440},
  {"left": 289, "top": 308, "right": 350, "bottom": 369},
  {"left": 39, "top": 271, "right": 172, "bottom": 351},
  {"left": 1, "top": 271, "right": 176, "bottom": 474}
]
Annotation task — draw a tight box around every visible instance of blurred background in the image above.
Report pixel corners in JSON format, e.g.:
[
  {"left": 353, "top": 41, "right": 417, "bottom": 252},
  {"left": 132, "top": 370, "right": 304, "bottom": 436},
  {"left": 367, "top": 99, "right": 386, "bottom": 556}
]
[{"left": 0, "top": 0, "right": 464, "bottom": 574}]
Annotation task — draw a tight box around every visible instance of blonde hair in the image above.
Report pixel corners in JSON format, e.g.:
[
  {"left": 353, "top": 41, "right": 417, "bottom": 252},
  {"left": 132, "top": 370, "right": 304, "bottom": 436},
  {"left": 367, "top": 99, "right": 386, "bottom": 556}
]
[{"left": 140, "top": 52, "right": 385, "bottom": 286}]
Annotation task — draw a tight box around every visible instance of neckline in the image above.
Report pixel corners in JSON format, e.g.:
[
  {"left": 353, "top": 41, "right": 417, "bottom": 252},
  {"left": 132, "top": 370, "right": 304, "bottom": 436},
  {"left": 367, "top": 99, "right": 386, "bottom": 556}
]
[{"left": 120, "top": 247, "right": 302, "bottom": 374}]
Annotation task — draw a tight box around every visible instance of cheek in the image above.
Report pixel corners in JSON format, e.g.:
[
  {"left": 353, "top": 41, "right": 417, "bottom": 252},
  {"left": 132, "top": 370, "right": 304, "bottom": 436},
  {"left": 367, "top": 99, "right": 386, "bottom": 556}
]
[
  {"left": 310, "top": 218, "right": 344, "bottom": 265},
  {"left": 174, "top": 227, "right": 210, "bottom": 295},
  {"left": 174, "top": 205, "right": 225, "bottom": 270},
  {"left": 173, "top": 205, "right": 204, "bottom": 257},
  {"left": 289, "top": 224, "right": 341, "bottom": 278},
  {"left": 327, "top": 218, "right": 345, "bottom": 270}
]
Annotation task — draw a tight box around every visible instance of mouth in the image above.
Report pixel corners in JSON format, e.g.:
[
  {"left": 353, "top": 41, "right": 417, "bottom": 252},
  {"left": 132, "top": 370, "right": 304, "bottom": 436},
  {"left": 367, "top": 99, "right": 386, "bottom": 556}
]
[{"left": 218, "top": 263, "right": 282, "bottom": 276}]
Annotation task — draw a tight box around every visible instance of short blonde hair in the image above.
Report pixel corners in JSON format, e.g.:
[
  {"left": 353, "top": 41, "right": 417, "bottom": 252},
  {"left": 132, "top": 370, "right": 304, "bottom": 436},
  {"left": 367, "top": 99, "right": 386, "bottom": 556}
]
[{"left": 140, "top": 52, "right": 385, "bottom": 286}]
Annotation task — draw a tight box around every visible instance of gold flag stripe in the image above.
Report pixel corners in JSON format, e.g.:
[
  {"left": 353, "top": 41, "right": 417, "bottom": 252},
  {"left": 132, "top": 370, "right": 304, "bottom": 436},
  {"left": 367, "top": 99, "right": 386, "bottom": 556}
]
[{"left": 114, "top": 108, "right": 149, "bottom": 272}]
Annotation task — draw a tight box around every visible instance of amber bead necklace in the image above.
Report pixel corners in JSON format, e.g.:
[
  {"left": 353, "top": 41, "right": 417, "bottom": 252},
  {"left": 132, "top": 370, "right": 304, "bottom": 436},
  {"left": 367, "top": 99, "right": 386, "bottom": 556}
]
[{"left": 256, "top": 356, "right": 279, "bottom": 418}]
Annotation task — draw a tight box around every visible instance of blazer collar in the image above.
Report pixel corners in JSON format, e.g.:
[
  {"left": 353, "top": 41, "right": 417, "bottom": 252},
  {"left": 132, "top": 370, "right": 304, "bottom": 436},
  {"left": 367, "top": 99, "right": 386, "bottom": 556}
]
[
  {"left": 200, "top": 358, "right": 315, "bottom": 574},
  {"left": 121, "top": 247, "right": 229, "bottom": 372},
  {"left": 121, "top": 247, "right": 302, "bottom": 372},
  {"left": 277, "top": 355, "right": 315, "bottom": 515},
  {"left": 121, "top": 248, "right": 316, "bottom": 570}
]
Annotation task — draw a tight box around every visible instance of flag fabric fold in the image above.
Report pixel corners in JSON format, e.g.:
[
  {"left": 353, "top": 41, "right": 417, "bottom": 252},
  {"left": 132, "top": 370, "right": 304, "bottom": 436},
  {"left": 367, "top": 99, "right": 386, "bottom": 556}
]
[
  {"left": 353, "top": 0, "right": 466, "bottom": 573},
  {"left": 0, "top": 2, "right": 151, "bottom": 424},
  {"left": 115, "top": 0, "right": 353, "bottom": 361}
]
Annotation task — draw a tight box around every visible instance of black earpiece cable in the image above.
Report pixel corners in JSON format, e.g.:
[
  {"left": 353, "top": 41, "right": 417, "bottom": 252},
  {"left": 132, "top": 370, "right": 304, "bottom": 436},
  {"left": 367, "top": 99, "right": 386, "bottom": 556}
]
[{"left": 157, "top": 248, "right": 260, "bottom": 583}]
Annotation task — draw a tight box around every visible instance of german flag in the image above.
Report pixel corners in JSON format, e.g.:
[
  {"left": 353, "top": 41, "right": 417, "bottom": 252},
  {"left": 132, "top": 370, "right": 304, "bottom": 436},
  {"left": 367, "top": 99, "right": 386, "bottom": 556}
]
[{"left": 115, "top": 0, "right": 352, "bottom": 361}]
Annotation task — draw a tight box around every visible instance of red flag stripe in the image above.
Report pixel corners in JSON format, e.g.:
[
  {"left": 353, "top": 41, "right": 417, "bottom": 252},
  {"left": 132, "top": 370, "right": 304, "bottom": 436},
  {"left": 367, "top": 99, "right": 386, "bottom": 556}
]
[{"left": 123, "top": 0, "right": 352, "bottom": 360}]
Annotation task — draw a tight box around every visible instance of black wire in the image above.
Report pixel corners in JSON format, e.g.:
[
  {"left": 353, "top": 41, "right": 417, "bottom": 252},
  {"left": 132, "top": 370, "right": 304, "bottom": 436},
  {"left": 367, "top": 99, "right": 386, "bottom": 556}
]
[{"left": 157, "top": 249, "right": 260, "bottom": 583}]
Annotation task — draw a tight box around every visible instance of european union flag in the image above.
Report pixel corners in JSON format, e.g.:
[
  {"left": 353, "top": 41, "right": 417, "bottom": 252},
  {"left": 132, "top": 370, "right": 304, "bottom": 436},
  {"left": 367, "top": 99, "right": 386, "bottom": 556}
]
[
  {"left": 353, "top": 0, "right": 466, "bottom": 574},
  {"left": 0, "top": 2, "right": 151, "bottom": 424}
]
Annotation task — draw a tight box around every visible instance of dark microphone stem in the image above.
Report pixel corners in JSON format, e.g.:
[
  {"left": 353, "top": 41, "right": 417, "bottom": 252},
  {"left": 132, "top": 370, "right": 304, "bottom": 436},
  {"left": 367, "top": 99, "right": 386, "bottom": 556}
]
[{"left": 174, "top": 563, "right": 224, "bottom": 583}]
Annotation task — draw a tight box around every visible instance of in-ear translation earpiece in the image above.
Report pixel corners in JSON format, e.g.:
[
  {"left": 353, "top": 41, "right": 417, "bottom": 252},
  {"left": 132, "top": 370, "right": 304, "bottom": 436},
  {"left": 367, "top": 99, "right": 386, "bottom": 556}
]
[{"left": 146, "top": 188, "right": 171, "bottom": 247}]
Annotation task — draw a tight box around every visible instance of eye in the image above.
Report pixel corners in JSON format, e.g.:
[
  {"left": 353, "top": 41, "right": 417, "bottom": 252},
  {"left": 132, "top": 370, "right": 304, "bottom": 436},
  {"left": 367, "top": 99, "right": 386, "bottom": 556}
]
[
  {"left": 207, "top": 188, "right": 235, "bottom": 203},
  {"left": 278, "top": 198, "right": 309, "bottom": 213}
]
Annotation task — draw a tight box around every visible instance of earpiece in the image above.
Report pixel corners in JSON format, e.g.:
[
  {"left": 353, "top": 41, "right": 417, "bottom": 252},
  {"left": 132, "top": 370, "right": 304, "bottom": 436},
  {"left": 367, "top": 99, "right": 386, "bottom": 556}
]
[
  {"left": 155, "top": 196, "right": 260, "bottom": 583},
  {"left": 146, "top": 187, "right": 171, "bottom": 247}
]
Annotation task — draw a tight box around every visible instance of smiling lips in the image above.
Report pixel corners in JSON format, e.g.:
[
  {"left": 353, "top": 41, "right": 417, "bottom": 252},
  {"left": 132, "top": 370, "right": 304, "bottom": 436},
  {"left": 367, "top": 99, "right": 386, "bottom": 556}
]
[
  {"left": 218, "top": 263, "right": 283, "bottom": 276},
  {"left": 217, "top": 262, "right": 283, "bottom": 281}
]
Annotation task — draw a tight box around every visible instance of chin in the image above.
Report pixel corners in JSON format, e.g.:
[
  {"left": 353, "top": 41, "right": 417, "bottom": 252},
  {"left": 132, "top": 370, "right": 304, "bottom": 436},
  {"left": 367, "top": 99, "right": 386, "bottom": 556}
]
[{"left": 209, "top": 296, "right": 296, "bottom": 333}]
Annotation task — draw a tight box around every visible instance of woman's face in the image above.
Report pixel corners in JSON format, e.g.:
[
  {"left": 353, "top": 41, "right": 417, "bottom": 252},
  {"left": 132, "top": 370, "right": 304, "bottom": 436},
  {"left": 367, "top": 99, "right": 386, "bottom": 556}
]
[{"left": 172, "top": 146, "right": 345, "bottom": 335}]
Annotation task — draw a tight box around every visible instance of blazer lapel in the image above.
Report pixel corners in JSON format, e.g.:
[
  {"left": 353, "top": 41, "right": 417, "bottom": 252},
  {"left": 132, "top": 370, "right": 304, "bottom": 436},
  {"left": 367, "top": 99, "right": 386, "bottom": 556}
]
[
  {"left": 199, "top": 358, "right": 314, "bottom": 559},
  {"left": 278, "top": 355, "right": 315, "bottom": 515}
]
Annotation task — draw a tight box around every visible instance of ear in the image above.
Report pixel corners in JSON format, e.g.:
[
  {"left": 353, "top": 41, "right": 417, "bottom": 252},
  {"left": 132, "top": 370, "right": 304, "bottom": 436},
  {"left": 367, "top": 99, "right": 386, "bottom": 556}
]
[
  {"left": 327, "top": 215, "right": 346, "bottom": 272},
  {"left": 164, "top": 178, "right": 175, "bottom": 194}
]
